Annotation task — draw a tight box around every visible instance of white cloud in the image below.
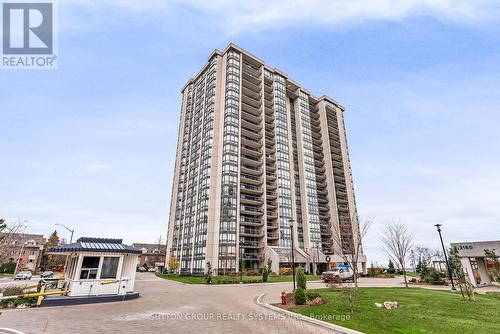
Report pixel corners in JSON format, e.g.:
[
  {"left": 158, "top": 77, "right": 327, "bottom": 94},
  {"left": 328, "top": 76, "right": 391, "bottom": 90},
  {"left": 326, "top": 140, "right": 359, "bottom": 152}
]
[{"left": 66, "top": 0, "right": 500, "bottom": 34}]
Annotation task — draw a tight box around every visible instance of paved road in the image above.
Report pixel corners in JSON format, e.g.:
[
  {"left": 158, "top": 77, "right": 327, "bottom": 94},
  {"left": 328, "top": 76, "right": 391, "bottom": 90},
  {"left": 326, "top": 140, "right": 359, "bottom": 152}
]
[
  {"left": 1, "top": 273, "right": 346, "bottom": 334},
  {"left": 0, "top": 277, "right": 40, "bottom": 288},
  {"left": 3, "top": 273, "right": 479, "bottom": 334}
]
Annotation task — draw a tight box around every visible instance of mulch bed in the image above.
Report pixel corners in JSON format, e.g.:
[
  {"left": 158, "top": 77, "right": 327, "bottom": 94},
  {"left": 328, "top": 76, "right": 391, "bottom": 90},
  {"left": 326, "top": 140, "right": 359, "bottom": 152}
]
[{"left": 271, "top": 292, "right": 326, "bottom": 310}]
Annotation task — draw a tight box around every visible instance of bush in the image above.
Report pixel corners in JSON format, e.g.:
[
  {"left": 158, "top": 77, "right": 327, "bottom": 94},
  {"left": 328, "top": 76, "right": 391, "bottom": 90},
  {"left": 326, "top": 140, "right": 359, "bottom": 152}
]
[
  {"left": 0, "top": 262, "right": 16, "bottom": 274},
  {"left": 297, "top": 266, "right": 307, "bottom": 290},
  {"left": 0, "top": 297, "right": 36, "bottom": 309},
  {"left": 262, "top": 259, "right": 272, "bottom": 282},
  {"left": 246, "top": 269, "right": 260, "bottom": 276},
  {"left": 306, "top": 291, "right": 319, "bottom": 300},
  {"left": 279, "top": 267, "right": 292, "bottom": 275},
  {"left": 294, "top": 287, "right": 306, "bottom": 305},
  {"left": 0, "top": 285, "right": 25, "bottom": 296},
  {"left": 387, "top": 260, "right": 396, "bottom": 274}
]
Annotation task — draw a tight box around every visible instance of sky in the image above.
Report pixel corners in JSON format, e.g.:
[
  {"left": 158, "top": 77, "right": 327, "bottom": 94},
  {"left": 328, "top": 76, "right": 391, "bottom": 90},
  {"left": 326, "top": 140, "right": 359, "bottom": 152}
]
[{"left": 1, "top": 0, "right": 500, "bottom": 265}]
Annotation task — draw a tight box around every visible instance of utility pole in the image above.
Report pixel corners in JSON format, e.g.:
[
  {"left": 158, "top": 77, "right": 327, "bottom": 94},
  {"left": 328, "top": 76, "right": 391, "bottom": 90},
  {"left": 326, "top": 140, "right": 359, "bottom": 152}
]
[
  {"left": 290, "top": 219, "right": 296, "bottom": 291},
  {"left": 434, "top": 224, "right": 456, "bottom": 291},
  {"left": 13, "top": 234, "right": 26, "bottom": 275}
]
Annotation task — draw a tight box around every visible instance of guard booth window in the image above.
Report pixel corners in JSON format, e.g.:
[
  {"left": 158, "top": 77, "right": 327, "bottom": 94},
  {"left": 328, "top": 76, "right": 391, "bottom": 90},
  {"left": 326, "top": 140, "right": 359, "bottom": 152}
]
[
  {"left": 80, "top": 256, "right": 100, "bottom": 279},
  {"left": 101, "top": 257, "right": 119, "bottom": 279}
]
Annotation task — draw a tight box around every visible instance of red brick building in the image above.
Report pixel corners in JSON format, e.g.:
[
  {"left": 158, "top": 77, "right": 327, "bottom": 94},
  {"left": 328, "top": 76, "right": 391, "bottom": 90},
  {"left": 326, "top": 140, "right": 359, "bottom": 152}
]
[
  {"left": 1, "top": 233, "right": 45, "bottom": 271},
  {"left": 132, "top": 243, "right": 166, "bottom": 269}
]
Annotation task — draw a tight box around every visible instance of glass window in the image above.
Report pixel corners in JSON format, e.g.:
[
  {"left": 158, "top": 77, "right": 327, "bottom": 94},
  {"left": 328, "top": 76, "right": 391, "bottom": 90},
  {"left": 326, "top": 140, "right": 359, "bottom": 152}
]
[
  {"left": 101, "top": 257, "right": 120, "bottom": 279},
  {"left": 80, "top": 256, "right": 100, "bottom": 279}
]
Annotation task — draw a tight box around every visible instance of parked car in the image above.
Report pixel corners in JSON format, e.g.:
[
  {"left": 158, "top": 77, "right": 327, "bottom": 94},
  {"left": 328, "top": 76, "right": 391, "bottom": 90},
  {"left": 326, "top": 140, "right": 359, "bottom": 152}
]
[
  {"left": 40, "top": 271, "right": 54, "bottom": 278},
  {"left": 147, "top": 267, "right": 156, "bottom": 272},
  {"left": 137, "top": 267, "right": 147, "bottom": 272},
  {"left": 14, "top": 271, "right": 32, "bottom": 280},
  {"left": 321, "top": 267, "right": 354, "bottom": 283}
]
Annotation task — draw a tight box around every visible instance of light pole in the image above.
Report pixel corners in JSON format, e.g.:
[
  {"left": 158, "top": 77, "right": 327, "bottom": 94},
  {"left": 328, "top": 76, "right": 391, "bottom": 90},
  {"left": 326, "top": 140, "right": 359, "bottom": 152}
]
[
  {"left": 55, "top": 223, "right": 74, "bottom": 273},
  {"left": 239, "top": 240, "right": 243, "bottom": 284},
  {"left": 434, "top": 224, "right": 456, "bottom": 291},
  {"left": 289, "top": 219, "right": 296, "bottom": 291},
  {"left": 316, "top": 243, "right": 320, "bottom": 275},
  {"left": 13, "top": 234, "right": 26, "bottom": 275}
]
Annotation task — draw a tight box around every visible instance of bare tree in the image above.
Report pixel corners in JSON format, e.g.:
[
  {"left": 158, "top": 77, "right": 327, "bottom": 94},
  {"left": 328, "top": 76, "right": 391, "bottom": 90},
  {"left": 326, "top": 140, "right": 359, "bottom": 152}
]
[
  {"left": 328, "top": 215, "right": 372, "bottom": 314},
  {"left": 413, "top": 246, "right": 432, "bottom": 276},
  {"left": 0, "top": 218, "right": 27, "bottom": 264},
  {"left": 330, "top": 215, "right": 373, "bottom": 288},
  {"left": 382, "top": 221, "right": 414, "bottom": 288}
]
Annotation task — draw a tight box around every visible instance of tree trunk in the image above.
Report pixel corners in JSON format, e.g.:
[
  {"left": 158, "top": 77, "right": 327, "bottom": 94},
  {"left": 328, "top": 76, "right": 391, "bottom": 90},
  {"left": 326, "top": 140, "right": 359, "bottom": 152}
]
[{"left": 402, "top": 268, "right": 408, "bottom": 288}]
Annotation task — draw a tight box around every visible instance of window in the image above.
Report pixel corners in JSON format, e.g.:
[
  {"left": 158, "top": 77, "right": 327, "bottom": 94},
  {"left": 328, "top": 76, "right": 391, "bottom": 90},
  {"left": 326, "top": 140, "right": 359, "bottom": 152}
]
[
  {"left": 101, "top": 257, "right": 119, "bottom": 279},
  {"left": 80, "top": 256, "right": 99, "bottom": 279}
]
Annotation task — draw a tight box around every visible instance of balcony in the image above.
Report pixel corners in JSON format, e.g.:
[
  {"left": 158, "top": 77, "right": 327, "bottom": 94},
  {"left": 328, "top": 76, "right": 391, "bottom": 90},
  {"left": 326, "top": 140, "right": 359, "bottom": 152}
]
[
  {"left": 241, "top": 164, "right": 262, "bottom": 176},
  {"left": 240, "top": 183, "right": 263, "bottom": 195},
  {"left": 240, "top": 229, "right": 263, "bottom": 237},
  {"left": 241, "top": 145, "right": 262, "bottom": 158},
  {"left": 240, "top": 217, "right": 264, "bottom": 226},
  {"left": 241, "top": 119, "right": 262, "bottom": 132},
  {"left": 241, "top": 135, "right": 261, "bottom": 148},
  {"left": 267, "top": 232, "right": 279, "bottom": 240},
  {"left": 242, "top": 86, "right": 262, "bottom": 101},
  {"left": 240, "top": 173, "right": 263, "bottom": 186},
  {"left": 240, "top": 194, "right": 263, "bottom": 206},
  {"left": 240, "top": 205, "right": 264, "bottom": 216},
  {"left": 241, "top": 127, "right": 262, "bottom": 140},
  {"left": 242, "top": 77, "right": 261, "bottom": 94},
  {"left": 240, "top": 240, "right": 262, "bottom": 249}
]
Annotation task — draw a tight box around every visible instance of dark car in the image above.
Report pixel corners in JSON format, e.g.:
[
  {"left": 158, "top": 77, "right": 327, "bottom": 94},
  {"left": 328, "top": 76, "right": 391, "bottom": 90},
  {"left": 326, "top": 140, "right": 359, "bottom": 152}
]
[{"left": 41, "top": 271, "right": 54, "bottom": 278}]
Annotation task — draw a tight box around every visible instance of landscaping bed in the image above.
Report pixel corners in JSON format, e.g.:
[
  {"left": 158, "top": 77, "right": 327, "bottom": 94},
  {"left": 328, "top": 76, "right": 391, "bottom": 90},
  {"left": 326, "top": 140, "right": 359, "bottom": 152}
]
[
  {"left": 157, "top": 273, "right": 320, "bottom": 284},
  {"left": 0, "top": 285, "right": 37, "bottom": 309},
  {"left": 288, "top": 287, "right": 500, "bottom": 334},
  {"left": 273, "top": 291, "right": 326, "bottom": 310}
]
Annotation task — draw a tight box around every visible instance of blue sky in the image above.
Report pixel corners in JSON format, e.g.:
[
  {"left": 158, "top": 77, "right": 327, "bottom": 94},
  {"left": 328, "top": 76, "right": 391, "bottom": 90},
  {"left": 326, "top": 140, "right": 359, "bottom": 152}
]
[{"left": 1, "top": 1, "right": 500, "bottom": 265}]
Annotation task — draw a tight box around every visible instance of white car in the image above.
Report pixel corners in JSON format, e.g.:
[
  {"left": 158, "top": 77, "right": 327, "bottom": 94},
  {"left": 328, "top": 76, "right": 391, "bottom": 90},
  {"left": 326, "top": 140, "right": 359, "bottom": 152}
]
[
  {"left": 14, "top": 271, "right": 32, "bottom": 280},
  {"left": 321, "top": 267, "right": 354, "bottom": 282},
  {"left": 147, "top": 267, "right": 156, "bottom": 272}
]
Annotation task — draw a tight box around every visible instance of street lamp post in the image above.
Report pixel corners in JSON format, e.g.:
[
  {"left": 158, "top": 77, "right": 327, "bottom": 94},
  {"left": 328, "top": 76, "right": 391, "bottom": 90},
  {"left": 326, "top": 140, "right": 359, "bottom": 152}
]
[
  {"left": 13, "top": 234, "right": 26, "bottom": 275},
  {"left": 239, "top": 240, "right": 243, "bottom": 284},
  {"left": 290, "top": 219, "right": 296, "bottom": 291},
  {"left": 316, "top": 243, "right": 320, "bottom": 275},
  {"left": 55, "top": 223, "right": 75, "bottom": 274},
  {"left": 434, "top": 224, "right": 456, "bottom": 291}
]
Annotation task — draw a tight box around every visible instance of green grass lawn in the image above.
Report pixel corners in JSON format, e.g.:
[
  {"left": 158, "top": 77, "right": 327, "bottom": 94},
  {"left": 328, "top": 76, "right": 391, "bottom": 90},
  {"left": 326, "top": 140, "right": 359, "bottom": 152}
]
[
  {"left": 290, "top": 288, "right": 500, "bottom": 334},
  {"left": 156, "top": 273, "right": 320, "bottom": 284}
]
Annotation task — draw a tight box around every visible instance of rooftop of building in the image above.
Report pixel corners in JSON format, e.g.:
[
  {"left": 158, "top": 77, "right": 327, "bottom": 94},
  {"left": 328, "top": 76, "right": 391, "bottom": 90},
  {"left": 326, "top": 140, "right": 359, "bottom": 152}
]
[
  {"left": 49, "top": 237, "right": 142, "bottom": 255},
  {"left": 182, "top": 43, "right": 345, "bottom": 110},
  {"left": 0, "top": 232, "right": 45, "bottom": 246},
  {"left": 132, "top": 243, "right": 166, "bottom": 253}
]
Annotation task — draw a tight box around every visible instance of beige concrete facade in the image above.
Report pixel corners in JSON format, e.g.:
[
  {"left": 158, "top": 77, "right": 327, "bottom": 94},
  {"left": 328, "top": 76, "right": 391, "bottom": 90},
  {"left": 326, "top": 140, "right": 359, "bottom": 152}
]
[
  {"left": 166, "top": 44, "right": 365, "bottom": 275},
  {"left": 451, "top": 240, "right": 499, "bottom": 287}
]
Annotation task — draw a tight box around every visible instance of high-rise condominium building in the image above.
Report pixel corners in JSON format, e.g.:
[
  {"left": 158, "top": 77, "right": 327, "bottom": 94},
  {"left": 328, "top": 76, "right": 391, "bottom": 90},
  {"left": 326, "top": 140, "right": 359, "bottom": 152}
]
[{"left": 166, "top": 44, "right": 366, "bottom": 275}]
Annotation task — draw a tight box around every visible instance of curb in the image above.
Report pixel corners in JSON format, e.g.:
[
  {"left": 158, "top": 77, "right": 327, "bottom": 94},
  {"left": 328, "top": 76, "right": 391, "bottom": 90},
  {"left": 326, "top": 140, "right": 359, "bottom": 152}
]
[{"left": 255, "top": 293, "right": 365, "bottom": 334}]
